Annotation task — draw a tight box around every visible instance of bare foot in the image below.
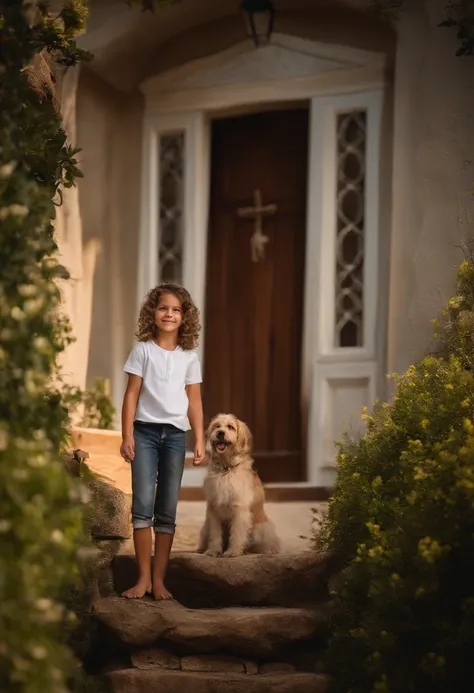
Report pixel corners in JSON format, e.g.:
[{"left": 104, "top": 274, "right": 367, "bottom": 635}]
[
  {"left": 153, "top": 580, "right": 173, "bottom": 601},
  {"left": 121, "top": 579, "right": 152, "bottom": 599}
]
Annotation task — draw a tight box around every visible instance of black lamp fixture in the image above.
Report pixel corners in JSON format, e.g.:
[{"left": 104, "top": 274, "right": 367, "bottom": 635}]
[{"left": 240, "top": 0, "right": 276, "bottom": 48}]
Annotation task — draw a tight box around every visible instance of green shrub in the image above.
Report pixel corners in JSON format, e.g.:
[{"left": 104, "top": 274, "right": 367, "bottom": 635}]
[
  {"left": 316, "top": 260, "right": 474, "bottom": 693},
  {"left": 0, "top": 1, "right": 90, "bottom": 691},
  {"left": 63, "top": 378, "right": 116, "bottom": 430}
]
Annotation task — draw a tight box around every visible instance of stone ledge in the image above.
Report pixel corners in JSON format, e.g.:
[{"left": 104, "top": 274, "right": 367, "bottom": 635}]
[
  {"left": 101, "top": 668, "right": 330, "bottom": 693},
  {"left": 111, "top": 551, "right": 335, "bottom": 607},
  {"left": 92, "top": 598, "right": 329, "bottom": 658}
]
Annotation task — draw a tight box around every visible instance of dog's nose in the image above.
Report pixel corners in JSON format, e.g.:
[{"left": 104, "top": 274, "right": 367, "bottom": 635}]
[{"left": 216, "top": 430, "right": 225, "bottom": 440}]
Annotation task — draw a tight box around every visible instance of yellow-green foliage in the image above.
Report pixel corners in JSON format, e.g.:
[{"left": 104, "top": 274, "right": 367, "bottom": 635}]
[
  {"left": 0, "top": 1, "right": 90, "bottom": 691},
  {"left": 316, "top": 260, "right": 474, "bottom": 693}
]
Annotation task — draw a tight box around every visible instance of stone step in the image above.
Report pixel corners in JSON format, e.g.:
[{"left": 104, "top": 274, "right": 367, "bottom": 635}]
[
  {"left": 110, "top": 551, "right": 334, "bottom": 607},
  {"left": 92, "top": 598, "right": 329, "bottom": 659},
  {"left": 102, "top": 668, "right": 329, "bottom": 693}
]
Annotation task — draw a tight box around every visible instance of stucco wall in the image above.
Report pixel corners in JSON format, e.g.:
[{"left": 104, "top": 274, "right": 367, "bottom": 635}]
[
  {"left": 77, "top": 69, "right": 118, "bottom": 391},
  {"left": 144, "top": 8, "right": 394, "bottom": 82},
  {"left": 76, "top": 7, "right": 393, "bottom": 423},
  {"left": 77, "top": 0, "right": 474, "bottom": 421},
  {"left": 111, "top": 92, "right": 144, "bottom": 416},
  {"left": 76, "top": 68, "right": 143, "bottom": 414},
  {"left": 387, "top": 0, "right": 474, "bottom": 375}
]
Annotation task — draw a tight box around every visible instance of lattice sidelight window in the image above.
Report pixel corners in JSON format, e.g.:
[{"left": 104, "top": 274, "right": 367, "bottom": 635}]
[
  {"left": 158, "top": 132, "right": 185, "bottom": 284},
  {"left": 334, "top": 110, "right": 367, "bottom": 348}
]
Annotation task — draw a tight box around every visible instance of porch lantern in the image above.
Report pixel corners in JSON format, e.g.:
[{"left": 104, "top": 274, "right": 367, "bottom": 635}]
[{"left": 240, "top": 0, "right": 276, "bottom": 48}]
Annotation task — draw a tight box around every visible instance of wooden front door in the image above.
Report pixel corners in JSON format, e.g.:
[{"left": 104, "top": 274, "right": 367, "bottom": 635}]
[{"left": 203, "top": 108, "right": 309, "bottom": 482}]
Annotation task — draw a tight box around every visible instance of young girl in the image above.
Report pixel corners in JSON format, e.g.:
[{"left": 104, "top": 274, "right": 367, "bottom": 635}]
[{"left": 120, "top": 283, "right": 204, "bottom": 600}]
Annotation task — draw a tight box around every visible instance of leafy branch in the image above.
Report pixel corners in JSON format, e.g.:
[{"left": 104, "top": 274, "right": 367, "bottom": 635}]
[{"left": 440, "top": 1, "right": 474, "bottom": 56}]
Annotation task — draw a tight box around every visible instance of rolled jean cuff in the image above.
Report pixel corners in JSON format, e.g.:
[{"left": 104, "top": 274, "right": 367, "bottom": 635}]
[
  {"left": 154, "top": 525, "right": 175, "bottom": 535},
  {"left": 132, "top": 517, "right": 153, "bottom": 529}
]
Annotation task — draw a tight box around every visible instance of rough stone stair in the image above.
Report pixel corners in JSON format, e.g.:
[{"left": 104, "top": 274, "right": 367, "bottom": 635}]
[
  {"left": 108, "top": 552, "right": 334, "bottom": 607},
  {"left": 105, "top": 669, "right": 329, "bottom": 692},
  {"left": 87, "top": 551, "right": 334, "bottom": 692}
]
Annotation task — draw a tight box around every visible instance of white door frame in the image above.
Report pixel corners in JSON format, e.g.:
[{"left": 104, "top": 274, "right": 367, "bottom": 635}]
[{"left": 136, "top": 34, "right": 387, "bottom": 487}]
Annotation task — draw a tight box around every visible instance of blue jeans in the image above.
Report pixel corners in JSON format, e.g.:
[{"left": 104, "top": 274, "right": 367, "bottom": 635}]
[{"left": 131, "top": 422, "right": 186, "bottom": 535}]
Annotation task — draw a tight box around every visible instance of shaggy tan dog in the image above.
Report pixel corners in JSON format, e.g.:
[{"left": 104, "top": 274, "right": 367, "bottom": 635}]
[{"left": 197, "top": 414, "right": 280, "bottom": 557}]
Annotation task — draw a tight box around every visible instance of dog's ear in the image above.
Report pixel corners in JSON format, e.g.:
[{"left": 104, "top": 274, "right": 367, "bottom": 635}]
[
  {"left": 205, "top": 419, "right": 214, "bottom": 439},
  {"left": 236, "top": 420, "right": 253, "bottom": 454},
  {"left": 205, "top": 418, "right": 215, "bottom": 455}
]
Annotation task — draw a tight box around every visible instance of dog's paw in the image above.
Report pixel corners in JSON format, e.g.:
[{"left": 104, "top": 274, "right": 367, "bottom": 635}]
[
  {"left": 204, "top": 549, "right": 222, "bottom": 557},
  {"left": 222, "top": 548, "right": 244, "bottom": 558}
]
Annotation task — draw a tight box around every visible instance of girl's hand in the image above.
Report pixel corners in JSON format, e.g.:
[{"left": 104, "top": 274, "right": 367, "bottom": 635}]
[
  {"left": 120, "top": 435, "right": 135, "bottom": 463},
  {"left": 193, "top": 439, "right": 205, "bottom": 465}
]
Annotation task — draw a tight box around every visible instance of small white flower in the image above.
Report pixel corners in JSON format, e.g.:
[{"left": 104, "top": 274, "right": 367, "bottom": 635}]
[
  {"left": 35, "top": 598, "right": 53, "bottom": 612},
  {"left": 9, "top": 204, "right": 28, "bottom": 217},
  {"left": 24, "top": 370, "right": 38, "bottom": 395},
  {"left": 0, "top": 204, "right": 29, "bottom": 220},
  {"left": 41, "top": 604, "right": 63, "bottom": 624},
  {"left": 33, "top": 337, "right": 49, "bottom": 351},
  {"left": 50, "top": 667, "right": 63, "bottom": 682},
  {"left": 0, "top": 162, "right": 15, "bottom": 178},
  {"left": 24, "top": 298, "right": 44, "bottom": 315},
  {"left": 43, "top": 257, "right": 58, "bottom": 270},
  {"left": 51, "top": 529, "right": 64, "bottom": 544},
  {"left": 0, "top": 519, "right": 12, "bottom": 533},
  {"left": 28, "top": 454, "right": 46, "bottom": 468},
  {"left": 10, "top": 306, "right": 25, "bottom": 321},
  {"left": 18, "top": 284, "right": 38, "bottom": 298},
  {"left": 30, "top": 645, "right": 47, "bottom": 660}
]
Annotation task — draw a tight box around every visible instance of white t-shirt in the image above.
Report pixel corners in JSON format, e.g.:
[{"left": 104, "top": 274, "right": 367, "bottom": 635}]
[{"left": 123, "top": 340, "right": 202, "bottom": 431}]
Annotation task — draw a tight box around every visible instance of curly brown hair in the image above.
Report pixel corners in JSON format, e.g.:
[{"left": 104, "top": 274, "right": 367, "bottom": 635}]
[{"left": 135, "top": 283, "right": 201, "bottom": 350}]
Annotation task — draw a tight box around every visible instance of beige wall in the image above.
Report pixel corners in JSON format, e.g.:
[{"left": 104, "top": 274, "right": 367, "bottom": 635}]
[
  {"left": 76, "top": 68, "right": 144, "bottom": 415},
  {"left": 78, "top": 0, "right": 474, "bottom": 419},
  {"left": 112, "top": 92, "right": 144, "bottom": 414},
  {"left": 144, "top": 8, "right": 394, "bottom": 82},
  {"left": 76, "top": 8, "right": 393, "bottom": 423},
  {"left": 387, "top": 0, "right": 474, "bottom": 376}
]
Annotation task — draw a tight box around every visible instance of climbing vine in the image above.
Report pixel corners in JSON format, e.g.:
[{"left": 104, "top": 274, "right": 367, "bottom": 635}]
[
  {"left": 372, "top": 0, "right": 474, "bottom": 56},
  {"left": 64, "top": 378, "right": 116, "bottom": 430},
  {"left": 0, "top": 1, "right": 90, "bottom": 691},
  {"left": 440, "top": 1, "right": 474, "bottom": 56}
]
